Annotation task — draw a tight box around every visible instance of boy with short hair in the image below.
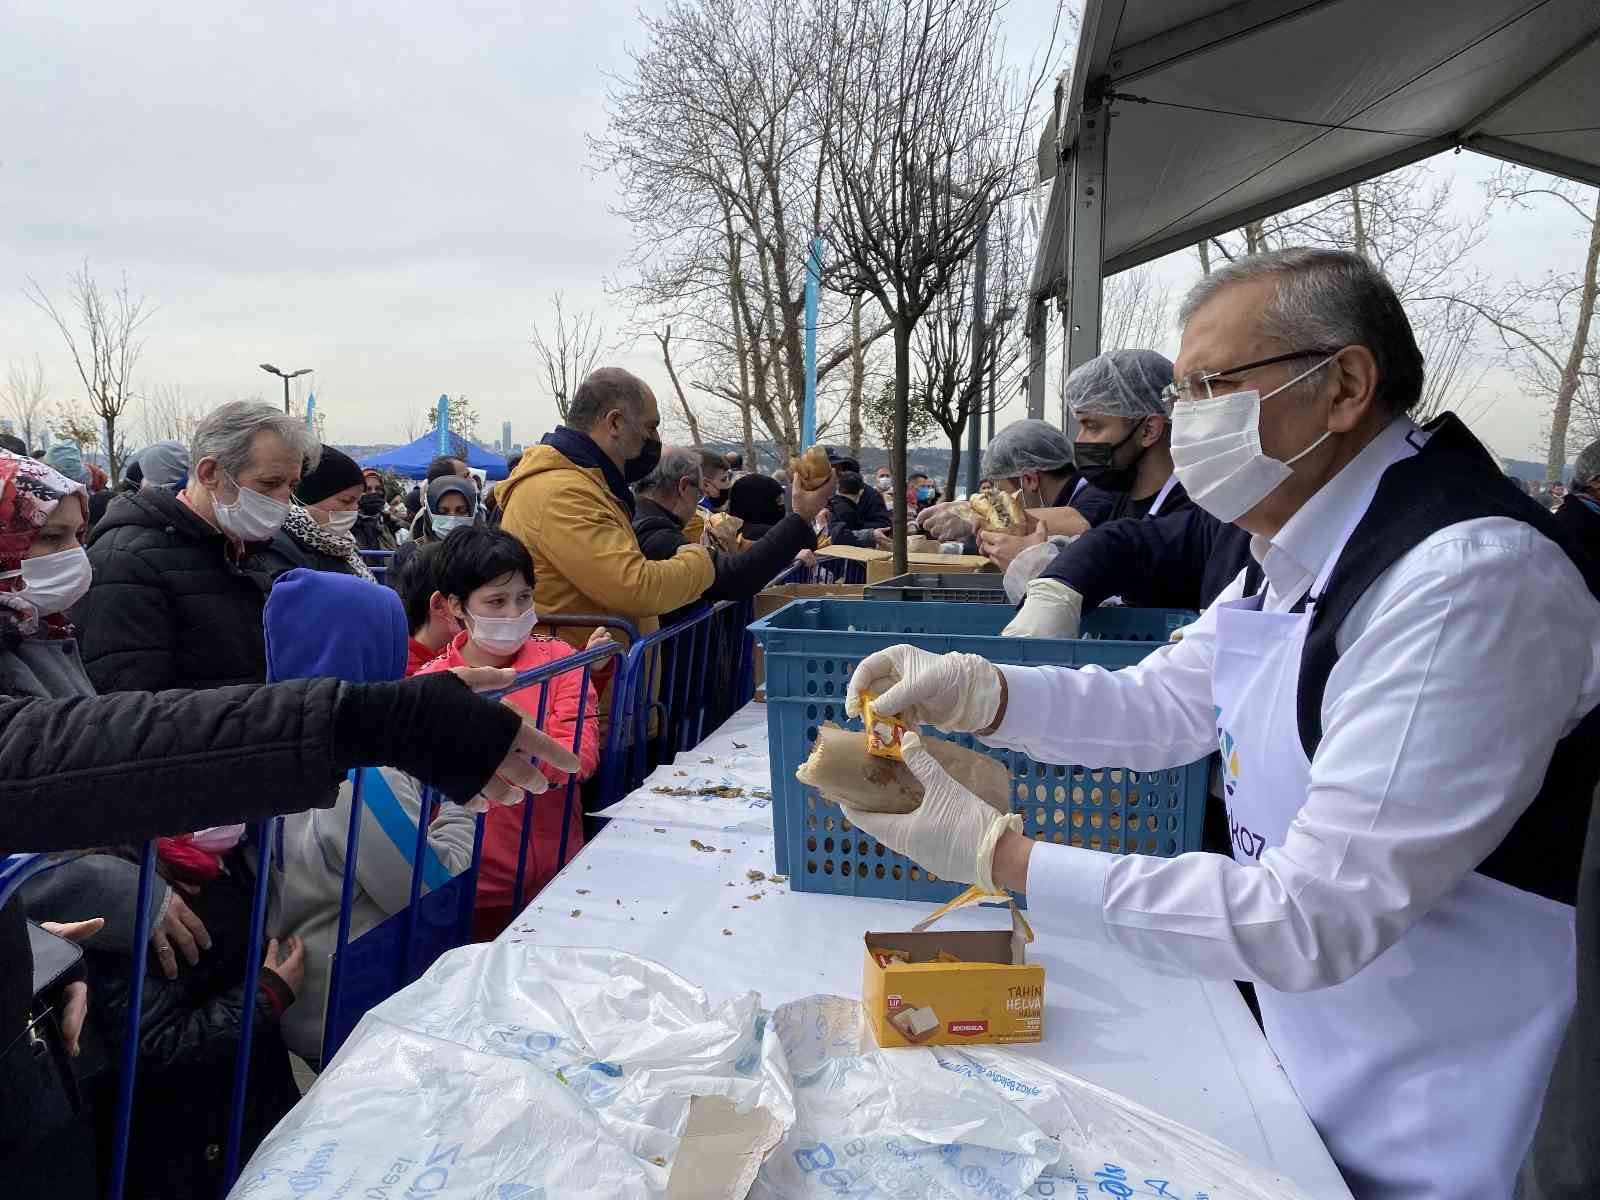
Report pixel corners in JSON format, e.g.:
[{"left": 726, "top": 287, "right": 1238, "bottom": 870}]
[
  {"left": 396, "top": 542, "right": 457, "bottom": 676},
  {"left": 417, "top": 527, "right": 614, "bottom": 937}
]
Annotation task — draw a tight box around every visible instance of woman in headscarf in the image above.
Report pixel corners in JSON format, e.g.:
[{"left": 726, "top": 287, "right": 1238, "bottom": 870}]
[
  {"left": 0, "top": 450, "right": 306, "bottom": 1197},
  {"left": 281, "top": 445, "right": 376, "bottom": 581},
  {"left": 388, "top": 474, "right": 479, "bottom": 592}
]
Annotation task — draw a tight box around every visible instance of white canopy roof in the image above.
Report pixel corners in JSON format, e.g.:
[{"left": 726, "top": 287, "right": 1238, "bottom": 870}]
[{"left": 1030, "top": 0, "right": 1600, "bottom": 375}]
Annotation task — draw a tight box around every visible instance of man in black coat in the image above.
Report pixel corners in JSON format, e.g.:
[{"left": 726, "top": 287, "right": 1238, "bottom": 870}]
[
  {"left": 632, "top": 446, "right": 832, "bottom": 622},
  {"left": 70, "top": 401, "right": 322, "bottom": 693},
  {"left": 826, "top": 471, "right": 891, "bottom": 548}
]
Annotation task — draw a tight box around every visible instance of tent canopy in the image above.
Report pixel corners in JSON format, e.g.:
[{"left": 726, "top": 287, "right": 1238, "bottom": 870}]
[
  {"left": 359, "top": 431, "right": 512, "bottom": 480},
  {"left": 1028, "top": 0, "right": 1600, "bottom": 413}
]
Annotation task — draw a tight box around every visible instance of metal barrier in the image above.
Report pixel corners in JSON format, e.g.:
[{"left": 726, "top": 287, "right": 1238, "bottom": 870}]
[
  {"left": 0, "top": 639, "right": 620, "bottom": 1199},
  {"left": 358, "top": 548, "right": 395, "bottom": 584}
]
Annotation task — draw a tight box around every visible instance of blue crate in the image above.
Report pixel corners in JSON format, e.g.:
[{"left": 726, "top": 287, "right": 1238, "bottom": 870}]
[{"left": 748, "top": 599, "right": 1209, "bottom": 904}]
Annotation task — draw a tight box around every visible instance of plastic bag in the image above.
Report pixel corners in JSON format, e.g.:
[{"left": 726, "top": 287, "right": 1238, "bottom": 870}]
[
  {"left": 228, "top": 944, "right": 795, "bottom": 1199},
  {"left": 752, "top": 995, "right": 1315, "bottom": 1200},
  {"left": 1003, "top": 534, "right": 1076, "bottom": 604}
]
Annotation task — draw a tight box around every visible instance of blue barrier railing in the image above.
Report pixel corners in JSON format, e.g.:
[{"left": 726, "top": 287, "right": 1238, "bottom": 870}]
[
  {"left": 0, "top": 639, "right": 623, "bottom": 1199},
  {"left": 358, "top": 548, "right": 396, "bottom": 584}
]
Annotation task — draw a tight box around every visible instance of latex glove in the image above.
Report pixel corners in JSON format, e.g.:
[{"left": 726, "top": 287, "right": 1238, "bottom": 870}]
[
  {"left": 978, "top": 527, "right": 1045, "bottom": 573},
  {"left": 1003, "top": 578, "right": 1084, "bottom": 638},
  {"left": 916, "top": 501, "right": 975, "bottom": 541},
  {"left": 1002, "top": 534, "right": 1074, "bottom": 604},
  {"left": 846, "top": 645, "right": 1002, "bottom": 732},
  {"left": 840, "top": 733, "right": 1021, "bottom": 891}
]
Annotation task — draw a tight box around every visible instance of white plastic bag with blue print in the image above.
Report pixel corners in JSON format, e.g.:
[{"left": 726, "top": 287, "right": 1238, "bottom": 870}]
[
  {"left": 752, "top": 995, "right": 1313, "bottom": 1200},
  {"left": 228, "top": 943, "right": 795, "bottom": 1200}
]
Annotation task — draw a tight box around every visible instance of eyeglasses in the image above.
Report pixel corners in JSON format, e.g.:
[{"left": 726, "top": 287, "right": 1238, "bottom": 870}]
[{"left": 1161, "top": 348, "right": 1343, "bottom": 408}]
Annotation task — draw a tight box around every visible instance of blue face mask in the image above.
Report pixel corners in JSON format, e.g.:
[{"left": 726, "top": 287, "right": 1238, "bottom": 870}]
[{"left": 916, "top": 486, "right": 934, "bottom": 502}]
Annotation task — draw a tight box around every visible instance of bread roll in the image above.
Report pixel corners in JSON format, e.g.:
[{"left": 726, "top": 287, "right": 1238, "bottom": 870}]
[
  {"left": 788, "top": 445, "right": 832, "bottom": 489},
  {"left": 796, "top": 723, "right": 1013, "bottom": 815},
  {"left": 968, "top": 491, "right": 1026, "bottom": 532}
]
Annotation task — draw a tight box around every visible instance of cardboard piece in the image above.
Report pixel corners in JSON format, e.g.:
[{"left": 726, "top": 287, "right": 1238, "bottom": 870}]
[
  {"left": 752, "top": 583, "right": 866, "bottom": 688},
  {"left": 664, "top": 1094, "right": 787, "bottom": 1200},
  {"left": 815, "top": 544, "right": 995, "bottom": 584},
  {"left": 863, "top": 887, "right": 1044, "bottom": 1048}
]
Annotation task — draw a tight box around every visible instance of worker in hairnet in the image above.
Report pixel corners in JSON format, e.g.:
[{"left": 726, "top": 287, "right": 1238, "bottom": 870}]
[
  {"left": 1003, "top": 350, "right": 1205, "bottom": 635},
  {"left": 916, "top": 420, "right": 1101, "bottom": 558}
]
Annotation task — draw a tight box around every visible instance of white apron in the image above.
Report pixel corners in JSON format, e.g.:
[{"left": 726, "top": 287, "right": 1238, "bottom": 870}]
[{"left": 1210, "top": 440, "right": 1575, "bottom": 1199}]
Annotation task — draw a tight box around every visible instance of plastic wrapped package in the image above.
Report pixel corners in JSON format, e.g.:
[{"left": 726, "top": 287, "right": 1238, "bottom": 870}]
[
  {"left": 228, "top": 944, "right": 795, "bottom": 1200},
  {"left": 230, "top": 949, "right": 1312, "bottom": 1200},
  {"left": 1003, "top": 534, "right": 1076, "bottom": 604}
]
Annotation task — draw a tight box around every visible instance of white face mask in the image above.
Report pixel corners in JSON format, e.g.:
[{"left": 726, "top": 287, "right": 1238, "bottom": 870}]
[
  {"left": 3, "top": 545, "right": 92, "bottom": 616},
  {"left": 1170, "top": 356, "right": 1335, "bottom": 523},
  {"left": 466, "top": 604, "right": 538, "bottom": 656},
  {"left": 431, "top": 513, "right": 472, "bottom": 536},
  {"left": 322, "top": 509, "right": 359, "bottom": 534},
  {"left": 876, "top": 477, "right": 892, "bottom": 492},
  {"left": 214, "top": 472, "right": 290, "bottom": 542}
]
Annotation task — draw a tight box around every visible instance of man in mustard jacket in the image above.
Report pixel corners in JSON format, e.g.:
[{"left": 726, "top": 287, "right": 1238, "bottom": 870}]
[{"left": 498, "top": 367, "right": 714, "bottom": 652}]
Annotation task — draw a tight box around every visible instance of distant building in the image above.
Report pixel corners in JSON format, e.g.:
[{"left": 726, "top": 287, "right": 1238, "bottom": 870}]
[{"left": 501, "top": 421, "right": 512, "bottom": 454}]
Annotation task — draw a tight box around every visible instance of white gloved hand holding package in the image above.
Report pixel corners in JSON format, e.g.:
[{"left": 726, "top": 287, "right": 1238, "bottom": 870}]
[
  {"left": 846, "top": 645, "right": 1002, "bottom": 733},
  {"left": 840, "top": 733, "right": 1021, "bottom": 891},
  {"left": 915, "top": 501, "right": 977, "bottom": 541},
  {"left": 1002, "top": 534, "right": 1075, "bottom": 604}
]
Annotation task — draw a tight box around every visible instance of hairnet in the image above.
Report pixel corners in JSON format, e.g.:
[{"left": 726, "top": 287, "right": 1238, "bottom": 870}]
[
  {"left": 982, "top": 420, "right": 1075, "bottom": 480},
  {"left": 1064, "top": 349, "right": 1174, "bottom": 420},
  {"left": 1572, "top": 440, "right": 1600, "bottom": 488}
]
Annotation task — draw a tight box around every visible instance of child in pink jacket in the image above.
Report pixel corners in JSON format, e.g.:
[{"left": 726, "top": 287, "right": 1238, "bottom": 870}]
[{"left": 417, "top": 527, "right": 617, "bottom": 937}]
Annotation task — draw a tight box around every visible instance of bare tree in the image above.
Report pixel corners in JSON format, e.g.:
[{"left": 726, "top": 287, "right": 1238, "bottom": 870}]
[
  {"left": 530, "top": 292, "right": 605, "bottom": 421},
  {"left": 1, "top": 355, "right": 49, "bottom": 450},
  {"left": 816, "top": 0, "right": 1057, "bottom": 568},
  {"left": 654, "top": 326, "right": 702, "bottom": 444},
  {"left": 52, "top": 404, "right": 101, "bottom": 457},
  {"left": 594, "top": 0, "right": 891, "bottom": 461},
  {"left": 1100, "top": 267, "right": 1172, "bottom": 353},
  {"left": 24, "top": 262, "right": 153, "bottom": 483},
  {"left": 136, "top": 380, "right": 208, "bottom": 446}
]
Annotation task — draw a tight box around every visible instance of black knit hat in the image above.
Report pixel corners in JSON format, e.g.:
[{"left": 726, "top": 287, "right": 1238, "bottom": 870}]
[{"left": 297, "top": 445, "right": 366, "bottom": 506}]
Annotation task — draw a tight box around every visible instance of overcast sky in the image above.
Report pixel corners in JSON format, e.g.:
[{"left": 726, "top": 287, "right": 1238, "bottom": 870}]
[{"left": 1, "top": 1, "right": 1589, "bottom": 462}]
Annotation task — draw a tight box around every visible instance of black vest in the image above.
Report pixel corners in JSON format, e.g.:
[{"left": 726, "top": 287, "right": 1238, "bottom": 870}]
[{"left": 1243, "top": 414, "right": 1600, "bottom": 906}]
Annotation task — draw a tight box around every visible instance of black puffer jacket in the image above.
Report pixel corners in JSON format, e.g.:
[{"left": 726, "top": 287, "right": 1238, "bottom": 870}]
[
  {"left": 70, "top": 487, "right": 294, "bottom": 692},
  {"left": 826, "top": 488, "right": 891, "bottom": 548},
  {"left": 633, "top": 498, "right": 815, "bottom": 609}
]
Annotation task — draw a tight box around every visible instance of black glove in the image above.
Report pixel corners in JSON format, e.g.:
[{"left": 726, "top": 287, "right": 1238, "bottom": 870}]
[{"left": 332, "top": 673, "right": 523, "bottom": 805}]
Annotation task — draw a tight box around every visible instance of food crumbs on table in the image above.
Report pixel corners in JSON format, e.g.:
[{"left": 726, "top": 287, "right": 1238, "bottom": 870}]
[
  {"left": 746, "top": 869, "right": 766, "bottom": 882},
  {"left": 651, "top": 1157, "right": 667, "bottom": 1167},
  {"left": 700, "top": 756, "right": 715, "bottom": 763},
  {"left": 570, "top": 909, "right": 581, "bottom": 917},
  {"left": 732, "top": 741, "right": 747, "bottom": 749},
  {"left": 722, "top": 848, "right": 732, "bottom": 853},
  {"left": 732, "top": 905, "right": 740, "bottom": 909},
  {"left": 722, "top": 929, "right": 733, "bottom": 936},
  {"left": 576, "top": 889, "right": 590, "bottom": 895},
  {"left": 654, "top": 827, "right": 667, "bottom": 833},
  {"left": 751, "top": 789, "right": 771, "bottom": 800},
  {"left": 615, "top": 898, "right": 622, "bottom": 905},
  {"left": 653, "top": 784, "right": 746, "bottom": 799},
  {"left": 689, "top": 839, "right": 718, "bottom": 852},
  {"left": 768, "top": 875, "right": 788, "bottom": 884},
  {"left": 674, "top": 770, "right": 687, "bottom": 777},
  {"left": 747, "top": 894, "right": 762, "bottom": 901}
]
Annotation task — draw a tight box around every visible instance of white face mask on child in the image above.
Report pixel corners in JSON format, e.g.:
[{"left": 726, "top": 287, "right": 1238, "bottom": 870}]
[{"left": 466, "top": 605, "right": 538, "bottom": 655}]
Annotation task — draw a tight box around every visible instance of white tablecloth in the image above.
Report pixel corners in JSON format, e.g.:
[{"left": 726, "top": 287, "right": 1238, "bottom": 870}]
[{"left": 504, "top": 702, "right": 1354, "bottom": 1200}]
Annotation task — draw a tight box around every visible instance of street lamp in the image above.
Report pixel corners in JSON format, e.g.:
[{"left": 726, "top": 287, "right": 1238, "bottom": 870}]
[{"left": 259, "top": 363, "right": 313, "bottom": 415}]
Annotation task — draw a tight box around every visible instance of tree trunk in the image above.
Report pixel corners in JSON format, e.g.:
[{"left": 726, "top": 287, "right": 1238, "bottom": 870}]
[
  {"left": 892, "top": 321, "right": 911, "bottom": 576},
  {"left": 655, "top": 327, "right": 702, "bottom": 445},
  {"left": 1547, "top": 190, "right": 1600, "bottom": 484},
  {"left": 1244, "top": 221, "right": 1268, "bottom": 255},
  {"left": 1197, "top": 239, "right": 1211, "bottom": 276},
  {"left": 1349, "top": 183, "right": 1367, "bottom": 259},
  {"left": 104, "top": 412, "right": 120, "bottom": 486},
  {"left": 848, "top": 295, "right": 865, "bottom": 458},
  {"left": 944, "top": 436, "right": 961, "bottom": 502}
]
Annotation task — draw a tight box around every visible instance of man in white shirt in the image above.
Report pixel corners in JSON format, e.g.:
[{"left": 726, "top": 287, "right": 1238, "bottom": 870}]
[{"left": 843, "top": 248, "right": 1600, "bottom": 1200}]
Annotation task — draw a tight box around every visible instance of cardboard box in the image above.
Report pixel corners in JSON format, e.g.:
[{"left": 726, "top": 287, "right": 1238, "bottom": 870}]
[
  {"left": 752, "top": 583, "right": 866, "bottom": 688},
  {"left": 862, "top": 887, "right": 1044, "bottom": 1048},
  {"left": 816, "top": 545, "right": 995, "bottom": 585}
]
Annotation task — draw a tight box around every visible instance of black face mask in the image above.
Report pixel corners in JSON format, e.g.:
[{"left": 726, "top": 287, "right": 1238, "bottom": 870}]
[
  {"left": 1073, "top": 419, "right": 1147, "bottom": 493},
  {"left": 624, "top": 437, "right": 663, "bottom": 484},
  {"left": 358, "top": 492, "right": 387, "bottom": 516}
]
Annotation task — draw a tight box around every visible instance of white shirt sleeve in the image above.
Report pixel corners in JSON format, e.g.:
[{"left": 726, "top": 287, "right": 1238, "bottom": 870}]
[
  {"left": 1012, "top": 519, "right": 1600, "bottom": 992},
  {"left": 984, "top": 569, "right": 1242, "bottom": 771}
]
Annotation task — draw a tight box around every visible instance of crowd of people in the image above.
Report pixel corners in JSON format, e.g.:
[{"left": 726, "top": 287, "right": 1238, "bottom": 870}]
[{"left": 5, "top": 245, "right": 1600, "bottom": 1198}]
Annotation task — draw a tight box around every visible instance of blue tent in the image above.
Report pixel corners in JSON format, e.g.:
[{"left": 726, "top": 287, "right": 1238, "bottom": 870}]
[{"left": 359, "top": 431, "right": 512, "bottom": 480}]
